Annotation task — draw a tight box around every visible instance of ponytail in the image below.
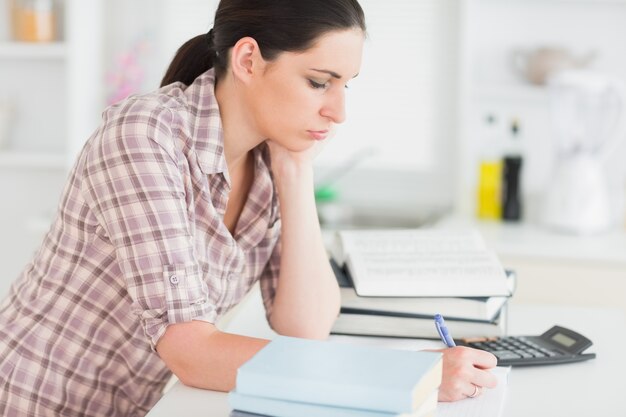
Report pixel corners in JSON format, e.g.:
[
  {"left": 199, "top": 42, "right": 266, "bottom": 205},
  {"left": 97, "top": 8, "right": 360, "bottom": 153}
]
[{"left": 160, "top": 30, "right": 218, "bottom": 87}]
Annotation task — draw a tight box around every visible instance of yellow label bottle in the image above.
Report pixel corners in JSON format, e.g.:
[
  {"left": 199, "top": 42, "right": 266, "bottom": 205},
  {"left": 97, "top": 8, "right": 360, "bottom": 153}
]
[{"left": 476, "top": 160, "right": 503, "bottom": 220}]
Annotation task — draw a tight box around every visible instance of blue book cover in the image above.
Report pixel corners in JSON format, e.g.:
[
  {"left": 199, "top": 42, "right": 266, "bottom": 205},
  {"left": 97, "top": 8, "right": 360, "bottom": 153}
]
[
  {"left": 228, "top": 390, "right": 438, "bottom": 417},
  {"left": 234, "top": 336, "right": 442, "bottom": 413}
]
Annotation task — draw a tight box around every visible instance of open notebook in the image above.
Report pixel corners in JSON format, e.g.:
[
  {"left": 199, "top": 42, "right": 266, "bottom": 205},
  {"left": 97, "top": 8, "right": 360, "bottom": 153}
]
[{"left": 330, "top": 229, "right": 512, "bottom": 297}]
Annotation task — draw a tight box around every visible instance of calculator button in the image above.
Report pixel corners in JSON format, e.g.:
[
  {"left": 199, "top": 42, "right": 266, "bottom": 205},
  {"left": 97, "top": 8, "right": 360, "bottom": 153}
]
[
  {"left": 514, "top": 350, "right": 534, "bottom": 359},
  {"left": 493, "top": 350, "right": 522, "bottom": 360},
  {"left": 527, "top": 349, "right": 546, "bottom": 358}
]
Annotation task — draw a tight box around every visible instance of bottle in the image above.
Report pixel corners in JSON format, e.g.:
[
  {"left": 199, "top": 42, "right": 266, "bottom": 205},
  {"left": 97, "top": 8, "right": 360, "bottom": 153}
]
[
  {"left": 502, "top": 156, "right": 523, "bottom": 221},
  {"left": 477, "top": 160, "right": 503, "bottom": 220},
  {"left": 476, "top": 114, "right": 503, "bottom": 220},
  {"left": 501, "top": 119, "right": 524, "bottom": 222},
  {"left": 12, "top": 0, "right": 56, "bottom": 42}
]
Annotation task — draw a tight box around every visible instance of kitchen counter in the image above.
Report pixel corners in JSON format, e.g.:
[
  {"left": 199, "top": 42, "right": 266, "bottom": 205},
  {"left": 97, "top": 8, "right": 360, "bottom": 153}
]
[
  {"left": 436, "top": 215, "right": 626, "bottom": 313},
  {"left": 436, "top": 215, "right": 626, "bottom": 266}
]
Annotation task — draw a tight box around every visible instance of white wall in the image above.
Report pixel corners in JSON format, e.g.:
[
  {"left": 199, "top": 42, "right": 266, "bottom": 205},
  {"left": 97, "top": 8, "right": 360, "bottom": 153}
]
[
  {"left": 314, "top": 0, "right": 460, "bottom": 225},
  {"left": 103, "top": 0, "right": 217, "bottom": 101}
]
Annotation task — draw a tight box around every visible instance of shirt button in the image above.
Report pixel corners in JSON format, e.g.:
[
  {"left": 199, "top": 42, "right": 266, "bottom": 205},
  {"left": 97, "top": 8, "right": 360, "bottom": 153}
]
[
  {"left": 227, "top": 273, "right": 234, "bottom": 281},
  {"left": 169, "top": 275, "right": 179, "bottom": 285}
]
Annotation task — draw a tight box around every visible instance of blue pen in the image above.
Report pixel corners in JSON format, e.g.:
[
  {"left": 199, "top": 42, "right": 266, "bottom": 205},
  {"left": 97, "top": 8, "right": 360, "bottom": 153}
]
[{"left": 434, "top": 313, "right": 456, "bottom": 347}]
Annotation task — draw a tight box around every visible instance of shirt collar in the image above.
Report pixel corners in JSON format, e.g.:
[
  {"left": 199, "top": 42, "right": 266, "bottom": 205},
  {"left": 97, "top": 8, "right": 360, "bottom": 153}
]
[{"left": 183, "top": 68, "right": 228, "bottom": 177}]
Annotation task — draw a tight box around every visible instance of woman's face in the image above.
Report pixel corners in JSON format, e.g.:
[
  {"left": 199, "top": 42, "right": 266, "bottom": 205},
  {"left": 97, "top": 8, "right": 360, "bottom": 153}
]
[{"left": 248, "top": 29, "right": 364, "bottom": 152}]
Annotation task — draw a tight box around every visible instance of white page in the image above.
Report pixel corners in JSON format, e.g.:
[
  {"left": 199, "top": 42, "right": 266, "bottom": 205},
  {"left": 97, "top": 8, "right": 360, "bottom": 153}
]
[
  {"left": 337, "top": 229, "right": 510, "bottom": 297},
  {"left": 437, "top": 367, "right": 510, "bottom": 417}
]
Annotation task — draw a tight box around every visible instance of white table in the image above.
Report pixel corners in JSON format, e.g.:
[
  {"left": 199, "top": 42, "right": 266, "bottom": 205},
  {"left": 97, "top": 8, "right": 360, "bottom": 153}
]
[{"left": 147, "top": 288, "right": 626, "bottom": 417}]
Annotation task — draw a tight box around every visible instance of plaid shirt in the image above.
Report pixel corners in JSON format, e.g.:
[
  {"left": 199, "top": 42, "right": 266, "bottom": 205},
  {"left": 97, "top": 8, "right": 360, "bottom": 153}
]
[{"left": 0, "top": 69, "right": 281, "bottom": 416}]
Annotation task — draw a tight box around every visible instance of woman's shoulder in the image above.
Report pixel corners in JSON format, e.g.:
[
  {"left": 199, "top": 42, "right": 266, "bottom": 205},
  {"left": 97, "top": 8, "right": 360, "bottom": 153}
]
[
  {"left": 103, "top": 83, "right": 189, "bottom": 124},
  {"left": 97, "top": 84, "right": 193, "bottom": 150}
]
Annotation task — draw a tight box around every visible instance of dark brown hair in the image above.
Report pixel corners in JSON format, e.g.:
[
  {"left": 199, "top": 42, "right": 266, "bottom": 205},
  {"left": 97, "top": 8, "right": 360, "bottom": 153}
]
[{"left": 160, "top": 0, "right": 366, "bottom": 87}]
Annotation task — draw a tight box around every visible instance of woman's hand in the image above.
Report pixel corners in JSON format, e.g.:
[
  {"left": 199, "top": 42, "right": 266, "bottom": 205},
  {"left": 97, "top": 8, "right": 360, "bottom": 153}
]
[
  {"left": 265, "top": 128, "right": 334, "bottom": 179},
  {"left": 433, "top": 346, "right": 498, "bottom": 402},
  {"left": 265, "top": 141, "right": 312, "bottom": 181}
]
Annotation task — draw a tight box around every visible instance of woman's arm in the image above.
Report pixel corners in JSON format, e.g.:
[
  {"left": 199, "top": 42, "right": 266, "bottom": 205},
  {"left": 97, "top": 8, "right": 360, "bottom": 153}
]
[
  {"left": 158, "top": 142, "right": 339, "bottom": 390},
  {"left": 264, "top": 142, "right": 341, "bottom": 339},
  {"left": 157, "top": 141, "right": 339, "bottom": 390},
  {"left": 157, "top": 321, "right": 269, "bottom": 391}
]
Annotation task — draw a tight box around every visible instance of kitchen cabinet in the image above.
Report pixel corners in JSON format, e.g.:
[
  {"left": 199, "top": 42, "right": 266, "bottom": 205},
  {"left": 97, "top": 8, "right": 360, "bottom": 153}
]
[{"left": 0, "top": 0, "right": 103, "bottom": 297}]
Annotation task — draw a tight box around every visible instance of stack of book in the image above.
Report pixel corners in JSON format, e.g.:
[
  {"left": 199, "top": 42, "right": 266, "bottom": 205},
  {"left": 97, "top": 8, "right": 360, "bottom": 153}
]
[
  {"left": 328, "top": 228, "right": 516, "bottom": 340},
  {"left": 229, "top": 336, "right": 442, "bottom": 417}
]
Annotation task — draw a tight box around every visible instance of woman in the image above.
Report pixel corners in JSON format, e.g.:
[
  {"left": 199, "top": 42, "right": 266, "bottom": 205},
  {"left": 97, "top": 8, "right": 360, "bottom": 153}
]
[{"left": 0, "top": 0, "right": 496, "bottom": 415}]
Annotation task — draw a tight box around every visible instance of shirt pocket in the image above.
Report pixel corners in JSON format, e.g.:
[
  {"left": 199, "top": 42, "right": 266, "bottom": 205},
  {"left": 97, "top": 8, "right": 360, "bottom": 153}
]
[{"left": 162, "top": 264, "right": 211, "bottom": 324}]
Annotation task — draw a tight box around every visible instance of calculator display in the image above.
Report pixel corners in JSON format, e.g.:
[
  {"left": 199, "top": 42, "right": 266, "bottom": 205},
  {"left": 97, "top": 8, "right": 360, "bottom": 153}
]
[{"left": 551, "top": 332, "right": 576, "bottom": 347}]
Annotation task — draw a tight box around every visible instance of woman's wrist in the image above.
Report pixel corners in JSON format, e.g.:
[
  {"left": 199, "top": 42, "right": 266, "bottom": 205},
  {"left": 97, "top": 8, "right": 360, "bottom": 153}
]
[
  {"left": 272, "top": 160, "right": 314, "bottom": 187},
  {"left": 268, "top": 148, "right": 315, "bottom": 189}
]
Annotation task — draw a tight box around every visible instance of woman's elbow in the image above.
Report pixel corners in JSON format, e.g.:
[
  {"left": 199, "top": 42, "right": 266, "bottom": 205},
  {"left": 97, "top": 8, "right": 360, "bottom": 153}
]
[{"left": 269, "top": 311, "right": 337, "bottom": 340}]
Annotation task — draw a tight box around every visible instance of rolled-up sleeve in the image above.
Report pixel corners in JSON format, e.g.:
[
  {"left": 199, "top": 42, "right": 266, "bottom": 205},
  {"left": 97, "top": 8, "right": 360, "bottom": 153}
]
[
  {"left": 259, "top": 220, "right": 281, "bottom": 323},
  {"left": 81, "top": 99, "right": 213, "bottom": 350}
]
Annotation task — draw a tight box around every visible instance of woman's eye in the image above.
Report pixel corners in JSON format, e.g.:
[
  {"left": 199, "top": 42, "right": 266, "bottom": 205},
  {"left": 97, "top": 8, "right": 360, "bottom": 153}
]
[{"left": 308, "top": 79, "right": 329, "bottom": 89}]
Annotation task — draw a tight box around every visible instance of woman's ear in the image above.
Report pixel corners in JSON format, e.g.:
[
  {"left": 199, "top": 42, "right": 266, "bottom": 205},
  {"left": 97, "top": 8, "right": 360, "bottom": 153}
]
[{"left": 229, "top": 37, "right": 265, "bottom": 85}]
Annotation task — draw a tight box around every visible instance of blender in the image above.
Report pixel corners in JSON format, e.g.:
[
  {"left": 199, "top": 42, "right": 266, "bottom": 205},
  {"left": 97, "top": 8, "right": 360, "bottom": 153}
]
[{"left": 542, "top": 70, "right": 625, "bottom": 234}]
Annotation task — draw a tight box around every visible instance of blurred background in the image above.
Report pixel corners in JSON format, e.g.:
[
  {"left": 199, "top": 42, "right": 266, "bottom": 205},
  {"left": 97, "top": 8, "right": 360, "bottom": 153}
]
[{"left": 0, "top": 0, "right": 625, "bottom": 310}]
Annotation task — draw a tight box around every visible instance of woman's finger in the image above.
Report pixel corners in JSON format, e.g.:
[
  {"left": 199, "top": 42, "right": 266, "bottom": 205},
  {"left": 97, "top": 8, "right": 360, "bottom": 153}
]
[
  {"left": 471, "top": 348, "right": 498, "bottom": 369},
  {"left": 470, "top": 366, "right": 498, "bottom": 389}
]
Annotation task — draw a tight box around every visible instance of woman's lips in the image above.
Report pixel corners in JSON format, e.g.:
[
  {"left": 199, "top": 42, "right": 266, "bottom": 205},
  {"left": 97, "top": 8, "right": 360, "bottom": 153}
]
[{"left": 307, "top": 130, "right": 329, "bottom": 140}]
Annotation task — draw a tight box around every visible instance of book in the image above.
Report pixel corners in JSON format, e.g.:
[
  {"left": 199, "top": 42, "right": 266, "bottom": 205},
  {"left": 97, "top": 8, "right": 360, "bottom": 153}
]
[
  {"left": 330, "top": 229, "right": 512, "bottom": 297},
  {"left": 331, "top": 306, "right": 507, "bottom": 340},
  {"left": 332, "top": 259, "right": 515, "bottom": 322},
  {"left": 233, "top": 336, "right": 442, "bottom": 414},
  {"left": 229, "top": 389, "right": 438, "bottom": 417}
]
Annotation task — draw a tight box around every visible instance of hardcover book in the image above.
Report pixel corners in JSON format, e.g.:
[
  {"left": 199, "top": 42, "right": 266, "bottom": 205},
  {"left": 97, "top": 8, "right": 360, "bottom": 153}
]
[
  {"left": 333, "top": 259, "right": 516, "bottom": 322},
  {"left": 331, "top": 306, "right": 507, "bottom": 339},
  {"left": 229, "top": 389, "right": 438, "bottom": 417},
  {"left": 233, "top": 336, "right": 442, "bottom": 413}
]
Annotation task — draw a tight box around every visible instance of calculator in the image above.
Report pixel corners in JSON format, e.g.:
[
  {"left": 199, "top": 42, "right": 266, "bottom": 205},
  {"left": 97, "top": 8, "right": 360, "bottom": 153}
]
[{"left": 457, "top": 325, "right": 596, "bottom": 366}]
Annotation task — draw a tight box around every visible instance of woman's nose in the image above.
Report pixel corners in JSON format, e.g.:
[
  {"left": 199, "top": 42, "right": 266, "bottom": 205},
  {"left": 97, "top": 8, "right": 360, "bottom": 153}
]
[{"left": 320, "top": 88, "right": 346, "bottom": 124}]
